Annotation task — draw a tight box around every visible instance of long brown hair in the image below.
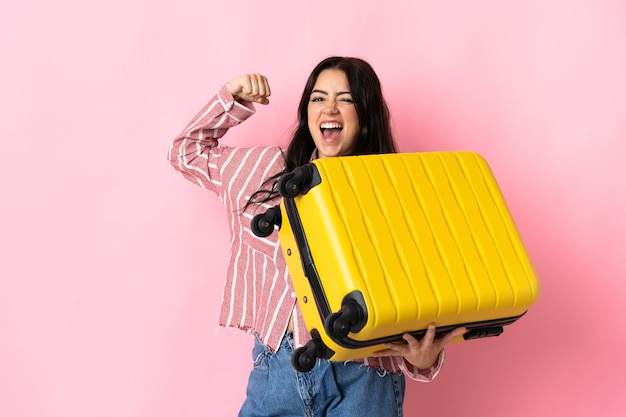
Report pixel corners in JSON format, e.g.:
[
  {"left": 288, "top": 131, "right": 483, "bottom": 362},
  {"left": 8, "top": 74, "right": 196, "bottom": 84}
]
[{"left": 245, "top": 56, "right": 397, "bottom": 210}]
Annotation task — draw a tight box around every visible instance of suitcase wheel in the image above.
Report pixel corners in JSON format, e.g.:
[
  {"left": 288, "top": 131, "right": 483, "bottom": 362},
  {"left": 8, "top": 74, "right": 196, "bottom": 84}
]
[
  {"left": 325, "top": 293, "right": 368, "bottom": 340},
  {"left": 326, "top": 311, "right": 352, "bottom": 339},
  {"left": 291, "top": 343, "right": 317, "bottom": 373},
  {"left": 291, "top": 330, "right": 335, "bottom": 372},
  {"left": 251, "top": 206, "right": 282, "bottom": 237},
  {"left": 277, "top": 166, "right": 314, "bottom": 198}
]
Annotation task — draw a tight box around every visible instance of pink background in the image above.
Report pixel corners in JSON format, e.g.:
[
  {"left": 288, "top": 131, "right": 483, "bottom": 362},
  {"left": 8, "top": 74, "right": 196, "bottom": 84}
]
[{"left": 1, "top": 0, "right": 625, "bottom": 416}]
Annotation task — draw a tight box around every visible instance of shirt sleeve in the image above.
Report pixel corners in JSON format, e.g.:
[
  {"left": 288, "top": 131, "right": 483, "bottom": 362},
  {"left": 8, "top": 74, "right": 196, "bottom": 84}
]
[
  {"left": 167, "top": 84, "right": 256, "bottom": 192},
  {"left": 398, "top": 349, "right": 446, "bottom": 382}
]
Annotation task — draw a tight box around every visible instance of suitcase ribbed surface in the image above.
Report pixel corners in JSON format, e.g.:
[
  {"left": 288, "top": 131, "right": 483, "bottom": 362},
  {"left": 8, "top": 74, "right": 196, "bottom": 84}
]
[{"left": 289, "top": 152, "right": 539, "bottom": 341}]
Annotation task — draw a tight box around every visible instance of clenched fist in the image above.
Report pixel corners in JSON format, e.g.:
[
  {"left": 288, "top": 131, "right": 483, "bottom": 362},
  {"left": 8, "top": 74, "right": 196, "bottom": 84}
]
[{"left": 227, "top": 73, "right": 271, "bottom": 105}]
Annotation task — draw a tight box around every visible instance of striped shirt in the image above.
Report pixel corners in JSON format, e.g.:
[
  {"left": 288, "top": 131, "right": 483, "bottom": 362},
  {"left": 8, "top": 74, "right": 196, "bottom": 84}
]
[{"left": 168, "top": 84, "right": 445, "bottom": 381}]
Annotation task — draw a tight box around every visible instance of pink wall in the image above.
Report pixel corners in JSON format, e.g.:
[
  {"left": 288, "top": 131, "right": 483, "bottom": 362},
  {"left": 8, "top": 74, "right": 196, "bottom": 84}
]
[{"left": 1, "top": 0, "right": 624, "bottom": 416}]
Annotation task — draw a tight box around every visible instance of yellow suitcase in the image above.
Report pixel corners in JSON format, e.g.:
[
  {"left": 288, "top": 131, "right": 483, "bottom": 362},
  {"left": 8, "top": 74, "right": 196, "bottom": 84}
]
[{"left": 252, "top": 152, "right": 540, "bottom": 372}]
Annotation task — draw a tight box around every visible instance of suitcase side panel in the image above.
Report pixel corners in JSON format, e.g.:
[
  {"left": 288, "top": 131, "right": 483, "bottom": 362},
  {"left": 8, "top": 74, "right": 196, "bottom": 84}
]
[
  {"left": 308, "top": 155, "right": 462, "bottom": 340},
  {"left": 413, "top": 153, "right": 508, "bottom": 313},
  {"left": 279, "top": 166, "right": 380, "bottom": 338},
  {"left": 337, "top": 156, "right": 449, "bottom": 327},
  {"left": 280, "top": 152, "right": 539, "bottom": 355},
  {"left": 464, "top": 154, "right": 541, "bottom": 306},
  {"left": 395, "top": 152, "right": 539, "bottom": 320}
]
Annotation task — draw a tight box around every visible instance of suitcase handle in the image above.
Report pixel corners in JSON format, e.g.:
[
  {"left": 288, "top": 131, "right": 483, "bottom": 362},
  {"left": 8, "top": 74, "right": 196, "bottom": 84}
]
[{"left": 463, "top": 326, "right": 504, "bottom": 340}]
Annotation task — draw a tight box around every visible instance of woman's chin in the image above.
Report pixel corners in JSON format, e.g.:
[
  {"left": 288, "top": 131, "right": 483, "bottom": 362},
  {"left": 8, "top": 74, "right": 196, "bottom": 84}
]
[{"left": 316, "top": 143, "right": 349, "bottom": 158}]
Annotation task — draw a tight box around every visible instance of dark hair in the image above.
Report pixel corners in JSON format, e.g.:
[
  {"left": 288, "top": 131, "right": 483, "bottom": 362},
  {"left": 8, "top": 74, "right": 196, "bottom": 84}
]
[{"left": 246, "top": 56, "right": 397, "bottom": 210}]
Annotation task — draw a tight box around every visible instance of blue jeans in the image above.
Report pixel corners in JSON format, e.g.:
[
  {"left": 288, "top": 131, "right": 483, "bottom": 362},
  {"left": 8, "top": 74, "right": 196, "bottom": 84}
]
[{"left": 238, "top": 332, "right": 406, "bottom": 417}]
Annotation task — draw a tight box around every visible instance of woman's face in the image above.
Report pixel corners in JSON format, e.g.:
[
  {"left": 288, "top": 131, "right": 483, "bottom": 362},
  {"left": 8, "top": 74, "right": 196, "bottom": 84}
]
[{"left": 307, "top": 69, "right": 359, "bottom": 158}]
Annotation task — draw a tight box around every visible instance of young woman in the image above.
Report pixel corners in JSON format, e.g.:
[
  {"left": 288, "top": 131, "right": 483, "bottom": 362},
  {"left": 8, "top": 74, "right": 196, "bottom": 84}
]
[{"left": 169, "top": 56, "right": 465, "bottom": 417}]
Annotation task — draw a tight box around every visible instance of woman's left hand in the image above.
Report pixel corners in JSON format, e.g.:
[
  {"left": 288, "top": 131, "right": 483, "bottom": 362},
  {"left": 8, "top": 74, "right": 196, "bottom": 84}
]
[{"left": 373, "top": 324, "right": 467, "bottom": 370}]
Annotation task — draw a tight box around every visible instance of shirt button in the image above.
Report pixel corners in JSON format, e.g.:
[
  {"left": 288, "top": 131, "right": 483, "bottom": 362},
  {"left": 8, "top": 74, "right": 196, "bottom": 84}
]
[{"left": 291, "top": 292, "right": 296, "bottom": 298}]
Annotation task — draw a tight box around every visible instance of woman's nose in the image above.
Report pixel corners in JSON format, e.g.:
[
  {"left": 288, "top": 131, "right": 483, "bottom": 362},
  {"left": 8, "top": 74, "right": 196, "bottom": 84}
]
[{"left": 322, "top": 100, "right": 338, "bottom": 114}]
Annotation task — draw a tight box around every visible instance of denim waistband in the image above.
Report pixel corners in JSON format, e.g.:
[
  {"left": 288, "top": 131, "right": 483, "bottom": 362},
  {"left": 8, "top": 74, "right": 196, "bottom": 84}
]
[{"left": 279, "top": 331, "right": 294, "bottom": 349}]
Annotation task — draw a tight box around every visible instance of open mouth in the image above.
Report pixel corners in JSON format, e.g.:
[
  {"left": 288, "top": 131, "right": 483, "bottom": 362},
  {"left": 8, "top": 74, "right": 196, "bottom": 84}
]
[{"left": 320, "top": 122, "right": 343, "bottom": 140}]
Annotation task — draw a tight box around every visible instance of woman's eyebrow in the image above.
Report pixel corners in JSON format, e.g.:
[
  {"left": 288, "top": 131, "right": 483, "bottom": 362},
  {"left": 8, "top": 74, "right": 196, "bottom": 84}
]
[{"left": 311, "top": 89, "right": 352, "bottom": 96}]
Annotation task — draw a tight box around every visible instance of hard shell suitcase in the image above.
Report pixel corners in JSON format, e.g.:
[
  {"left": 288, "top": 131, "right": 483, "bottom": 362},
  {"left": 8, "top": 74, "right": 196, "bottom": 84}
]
[{"left": 252, "top": 151, "right": 540, "bottom": 372}]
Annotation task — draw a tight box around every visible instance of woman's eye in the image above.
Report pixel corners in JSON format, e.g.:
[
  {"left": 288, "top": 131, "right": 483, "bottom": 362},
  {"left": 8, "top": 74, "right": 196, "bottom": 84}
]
[{"left": 309, "top": 96, "right": 353, "bottom": 103}]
